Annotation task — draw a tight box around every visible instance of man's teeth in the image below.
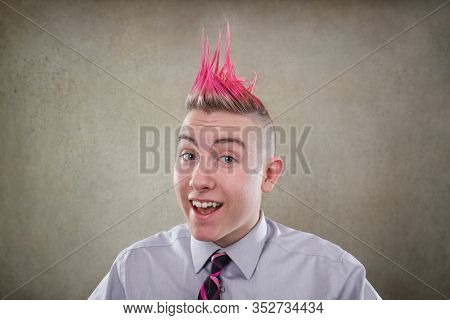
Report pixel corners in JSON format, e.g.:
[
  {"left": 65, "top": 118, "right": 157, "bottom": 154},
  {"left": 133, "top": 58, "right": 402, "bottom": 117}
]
[{"left": 192, "top": 200, "right": 222, "bottom": 209}]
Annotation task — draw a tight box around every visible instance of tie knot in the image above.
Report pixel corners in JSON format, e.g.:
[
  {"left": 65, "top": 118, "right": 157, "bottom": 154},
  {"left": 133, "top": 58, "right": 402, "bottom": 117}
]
[{"left": 210, "top": 252, "right": 231, "bottom": 273}]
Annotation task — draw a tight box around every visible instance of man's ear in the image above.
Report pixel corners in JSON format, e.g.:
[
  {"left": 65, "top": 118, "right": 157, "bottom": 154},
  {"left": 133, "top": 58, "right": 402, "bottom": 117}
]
[{"left": 261, "top": 156, "right": 284, "bottom": 193}]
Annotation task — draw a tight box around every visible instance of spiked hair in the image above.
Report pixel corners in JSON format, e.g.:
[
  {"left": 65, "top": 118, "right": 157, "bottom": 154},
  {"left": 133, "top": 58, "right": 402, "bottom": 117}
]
[{"left": 186, "top": 23, "right": 269, "bottom": 117}]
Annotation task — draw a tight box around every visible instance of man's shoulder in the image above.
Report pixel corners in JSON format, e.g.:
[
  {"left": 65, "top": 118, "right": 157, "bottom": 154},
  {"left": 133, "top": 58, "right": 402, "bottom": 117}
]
[
  {"left": 115, "top": 223, "right": 191, "bottom": 262},
  {"left": 263, "top": 217, "right": 378, "bottom": 299},
  {"left": 265, "top": 217, "right": 357, "bottom": 265}
]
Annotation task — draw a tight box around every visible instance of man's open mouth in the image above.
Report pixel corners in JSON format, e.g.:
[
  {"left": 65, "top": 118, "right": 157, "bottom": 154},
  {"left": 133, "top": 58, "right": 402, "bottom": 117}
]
[{"left": 190, "top": 200, "right": 223, "bottom": 216}]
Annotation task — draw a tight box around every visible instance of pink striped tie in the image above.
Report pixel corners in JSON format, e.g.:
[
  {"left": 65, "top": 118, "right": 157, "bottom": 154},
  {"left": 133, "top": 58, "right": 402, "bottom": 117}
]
[{"left": 198, "top": 252, "right": 231, "bottom": 300}]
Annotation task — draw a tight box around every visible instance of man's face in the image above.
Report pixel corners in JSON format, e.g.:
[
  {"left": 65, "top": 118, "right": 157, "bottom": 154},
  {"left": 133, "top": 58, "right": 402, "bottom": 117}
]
[{"left": 173, "top": 110, "right": 266, "bottom": 247}]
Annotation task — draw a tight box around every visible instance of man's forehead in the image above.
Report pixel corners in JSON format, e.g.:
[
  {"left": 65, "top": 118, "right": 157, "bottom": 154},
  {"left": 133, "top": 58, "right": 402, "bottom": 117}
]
[
  {"left": 178, "top": 124, "right": 245, "bottom": 143},
  {"left": 180, "top": 122, "right": 244, "bottom": 132},
  {"left": 181, "top": 112, "right": 260, "bottom": 132},
  {"left": 179, "top": 121, "right": 264, "bottom": 138},
  {"left": 178, "top": 110, "right": 264, "bottom": 146},
  {"left": 182, "top": 109, "right": 259, "bottom": 126}
]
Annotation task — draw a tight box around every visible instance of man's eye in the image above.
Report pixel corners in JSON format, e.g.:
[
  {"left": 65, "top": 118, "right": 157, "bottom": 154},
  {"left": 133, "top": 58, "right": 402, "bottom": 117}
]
[
  {"left": 219, "top": 155, "right": 235, "bottom": 164},
  {"left": 181, "top": 153, "right": 196, "bottom": 161}
]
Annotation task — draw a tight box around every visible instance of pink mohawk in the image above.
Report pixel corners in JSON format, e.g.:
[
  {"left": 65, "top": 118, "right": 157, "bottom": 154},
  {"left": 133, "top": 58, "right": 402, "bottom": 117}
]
[{"left": 186, "top": 23, "right": 268, "bottom": 116}]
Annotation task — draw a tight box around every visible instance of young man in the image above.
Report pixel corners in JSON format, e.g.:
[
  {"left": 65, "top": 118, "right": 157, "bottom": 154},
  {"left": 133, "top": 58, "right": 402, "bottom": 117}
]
[{"left": 89, "top": 25, "right": 381, "bottom": 300}]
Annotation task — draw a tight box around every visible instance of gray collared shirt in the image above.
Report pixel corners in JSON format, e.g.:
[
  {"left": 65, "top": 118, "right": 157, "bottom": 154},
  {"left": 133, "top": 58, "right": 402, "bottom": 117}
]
[{"left": 89, "top": 211, "right": 381, "bottom": 299}]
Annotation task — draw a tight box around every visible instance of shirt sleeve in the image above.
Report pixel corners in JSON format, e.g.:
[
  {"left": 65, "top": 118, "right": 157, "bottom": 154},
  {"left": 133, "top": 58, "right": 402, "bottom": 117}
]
[
  {"left": 336, "top": 252, "right": 382, "bottom": 300},
  {"left": 88, "top": 253, "right": 127, "bottom": 300},
  {"left": 363, "top": 279, "right": 382, "bottom": 300}
]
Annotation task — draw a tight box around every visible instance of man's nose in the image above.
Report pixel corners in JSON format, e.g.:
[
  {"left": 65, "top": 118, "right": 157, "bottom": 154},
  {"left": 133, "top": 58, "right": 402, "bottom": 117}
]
[{"left": 189, "top": 157, "right": 216, "bottom": 191}]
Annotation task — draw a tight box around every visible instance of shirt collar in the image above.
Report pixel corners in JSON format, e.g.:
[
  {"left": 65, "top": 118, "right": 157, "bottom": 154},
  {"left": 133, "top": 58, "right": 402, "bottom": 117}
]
[{"left": 190, "top": 209, "right": 268, "bottom": 280}]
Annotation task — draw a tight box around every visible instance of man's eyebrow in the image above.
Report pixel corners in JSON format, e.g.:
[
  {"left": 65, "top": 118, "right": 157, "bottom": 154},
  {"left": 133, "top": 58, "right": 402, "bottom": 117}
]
[
  {"left": 178, "top": 135, "right": 246, "bottom": 150},
  {"left": 178, "top": 134, "right": 197, "bottom": 146},
  {"left": 213, "top": 137, "right": 246, "bottom": 150}
]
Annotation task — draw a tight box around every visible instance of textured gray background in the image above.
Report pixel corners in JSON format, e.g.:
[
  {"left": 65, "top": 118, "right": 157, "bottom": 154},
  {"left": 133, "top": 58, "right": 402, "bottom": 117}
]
[{"left": 0, "top": 0, "right": 449, "bottom": 299}]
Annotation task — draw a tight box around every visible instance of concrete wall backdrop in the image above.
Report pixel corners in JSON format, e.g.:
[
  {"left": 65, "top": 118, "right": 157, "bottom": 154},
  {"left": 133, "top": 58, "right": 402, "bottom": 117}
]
[{"left": 0, "top": 0, "right": 449, "bottom": 299}]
